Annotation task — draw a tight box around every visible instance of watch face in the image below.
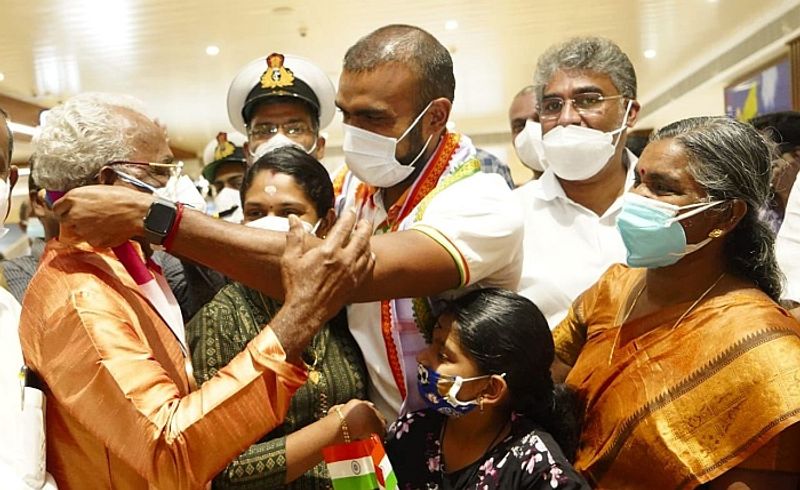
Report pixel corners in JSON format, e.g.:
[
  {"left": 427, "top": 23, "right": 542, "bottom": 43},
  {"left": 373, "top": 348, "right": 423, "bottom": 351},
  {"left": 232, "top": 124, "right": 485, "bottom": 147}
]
[{"left": 146, "top": 201, "right": 176, "bottom": 235}]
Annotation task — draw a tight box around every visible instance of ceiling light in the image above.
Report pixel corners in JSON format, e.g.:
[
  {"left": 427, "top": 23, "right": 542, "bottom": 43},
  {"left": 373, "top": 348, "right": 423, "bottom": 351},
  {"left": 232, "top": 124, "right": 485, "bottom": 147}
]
[
  {"left": 445, "top": 20, "right": 459, "bottom": 30},
  {"left": 0, "top": 72, "right": 5, "bottom": 82},
  {"left": 644, "top": 49, "right": 657, "bottom": 59},
  {"left": 205, "top": 45, "right": 220, "bottom": 56}
]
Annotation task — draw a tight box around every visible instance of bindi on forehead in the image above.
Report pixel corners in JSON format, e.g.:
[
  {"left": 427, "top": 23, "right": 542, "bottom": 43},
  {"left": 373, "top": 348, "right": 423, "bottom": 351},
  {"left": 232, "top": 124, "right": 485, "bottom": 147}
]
[{"left": 264, "top": 185, "right": 277, "bottom": 195}]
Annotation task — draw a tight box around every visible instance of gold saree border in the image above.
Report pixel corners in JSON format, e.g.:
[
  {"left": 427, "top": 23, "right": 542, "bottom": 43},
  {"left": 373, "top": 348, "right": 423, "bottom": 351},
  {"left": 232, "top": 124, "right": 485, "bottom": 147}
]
[{"left": 590, "top": 326, "right": 800, "bottom": 486}]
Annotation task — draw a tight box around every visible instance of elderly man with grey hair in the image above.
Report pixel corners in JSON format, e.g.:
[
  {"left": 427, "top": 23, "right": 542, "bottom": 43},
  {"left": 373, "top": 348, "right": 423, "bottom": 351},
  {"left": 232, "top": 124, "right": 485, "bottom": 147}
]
[
  {"left": 18, "top": 93, "right": 375, "bottom": 489},
  {"left": 514, "top": 36, "right": 641, "bottom": 328}
]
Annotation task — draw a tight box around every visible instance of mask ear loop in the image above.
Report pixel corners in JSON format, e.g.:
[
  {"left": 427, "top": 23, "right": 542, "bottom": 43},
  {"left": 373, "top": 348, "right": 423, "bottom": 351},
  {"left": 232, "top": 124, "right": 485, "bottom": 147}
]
[
  {"left": 609, "top": 99, "right": 634, "bottom": 145},
  {"left": 404, "top": 134, "right": 434, "bottom": 168},
  {"left": 112, "top": 169, "right": 158, "bottom": 194},
  {"left": 310, "top": 218, "right": 322, "bottom": 235},
  {"left": 665, "top": 200, "right": 725, "bottom": 225},
  {"left": 397, "top": 100, "right": 435, "bottom": 144},
  {"left": 444, "top": 376, "right": 471, "bottom": 407},
  {"left": 305, "top": 138, "right": 318, "bottom": 155},
  {"left": 444, "top": 372, "right": 507, "bottom": 407}
]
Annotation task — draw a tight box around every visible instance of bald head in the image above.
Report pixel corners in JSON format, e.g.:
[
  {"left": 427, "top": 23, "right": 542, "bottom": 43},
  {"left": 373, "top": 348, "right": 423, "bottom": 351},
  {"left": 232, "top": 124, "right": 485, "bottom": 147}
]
[
  {"left": 343, "top": 24, "right": 455, "bottom": 111},
  {"left": 509, "top": 86, "right": 538, "bottom": 141}
]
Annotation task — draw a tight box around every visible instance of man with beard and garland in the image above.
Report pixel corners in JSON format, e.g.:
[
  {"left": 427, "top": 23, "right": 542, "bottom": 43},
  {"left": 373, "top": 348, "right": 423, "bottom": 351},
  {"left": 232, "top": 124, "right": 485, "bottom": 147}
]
[{"left": 48, "top": 25, "right": 523, "bottom": 422}]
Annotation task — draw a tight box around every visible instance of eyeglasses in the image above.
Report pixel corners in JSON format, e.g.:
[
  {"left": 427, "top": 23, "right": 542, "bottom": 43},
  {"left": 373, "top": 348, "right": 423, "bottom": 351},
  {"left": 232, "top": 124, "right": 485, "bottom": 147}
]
[
  {"left": 538, "top": 93, "right": 625, "bottom": 119},
  {"left": 107, "top": 160, "right": 182, "bottom": 170},
  {"left": 248, "top": 122, "right": 312, "bottom": 139},
  {"left": 107, "top": 160, "right": 183, "bottom": 186}
]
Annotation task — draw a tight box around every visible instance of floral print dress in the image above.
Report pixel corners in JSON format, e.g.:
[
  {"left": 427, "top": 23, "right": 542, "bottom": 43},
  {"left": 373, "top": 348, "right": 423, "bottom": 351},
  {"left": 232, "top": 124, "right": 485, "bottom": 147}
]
[{"left": 385, "top": 410, "right": 589, "bottom": 490}]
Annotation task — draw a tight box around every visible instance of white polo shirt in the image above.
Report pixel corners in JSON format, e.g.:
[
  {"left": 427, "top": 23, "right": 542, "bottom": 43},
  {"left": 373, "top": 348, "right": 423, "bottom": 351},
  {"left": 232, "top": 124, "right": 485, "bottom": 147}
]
[
  {"left": 515, "top": 150, "right": 637, "bottom": 328},
  {"left": 334, "top": 132, "right": 524, "bottom": 420}
]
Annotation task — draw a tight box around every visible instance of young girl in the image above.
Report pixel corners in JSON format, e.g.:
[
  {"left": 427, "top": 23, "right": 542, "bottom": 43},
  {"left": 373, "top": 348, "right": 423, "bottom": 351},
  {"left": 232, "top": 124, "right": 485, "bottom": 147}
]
[{"left": 386, "top": 288, "right": 588, "bottom": 489}]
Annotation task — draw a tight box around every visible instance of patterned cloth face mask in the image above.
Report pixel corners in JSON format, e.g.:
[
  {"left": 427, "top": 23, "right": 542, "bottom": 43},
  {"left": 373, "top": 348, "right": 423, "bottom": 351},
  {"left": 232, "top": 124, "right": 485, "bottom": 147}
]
[{"left": 416, "top": 363, "right": 505, "bottom": 418}]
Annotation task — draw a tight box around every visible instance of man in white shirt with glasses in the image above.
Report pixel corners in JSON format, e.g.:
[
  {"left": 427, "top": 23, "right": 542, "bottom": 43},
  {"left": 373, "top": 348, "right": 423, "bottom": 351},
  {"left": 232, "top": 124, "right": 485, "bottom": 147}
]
[{"left": 514, "top": 36, "right": 641, "bottom": 328}]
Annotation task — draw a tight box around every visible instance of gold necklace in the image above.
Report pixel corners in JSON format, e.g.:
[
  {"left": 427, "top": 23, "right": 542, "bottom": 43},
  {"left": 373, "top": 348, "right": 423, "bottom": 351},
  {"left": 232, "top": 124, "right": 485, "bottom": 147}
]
[{"left": 607, "top": 272, "right": 726, "bottom": 365}]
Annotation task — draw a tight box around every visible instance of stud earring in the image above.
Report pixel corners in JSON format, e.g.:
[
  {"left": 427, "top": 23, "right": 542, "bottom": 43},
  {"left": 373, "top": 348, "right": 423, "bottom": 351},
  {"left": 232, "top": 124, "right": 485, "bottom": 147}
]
[{"left": 708, "top": 229, "right": 724, "bottom": 238}]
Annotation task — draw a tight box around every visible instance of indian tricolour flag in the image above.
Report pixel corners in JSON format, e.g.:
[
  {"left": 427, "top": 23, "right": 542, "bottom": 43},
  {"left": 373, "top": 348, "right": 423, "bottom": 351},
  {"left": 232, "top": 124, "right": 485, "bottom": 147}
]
[
  {"left": 368, "top": 434, "right": 397, "bottom": 490},
  {"left": 322, "top": 434, "right": 398, "bottom": 490},
  {"left": 322, "top": 439, "right": 379, "bottom": 490}
]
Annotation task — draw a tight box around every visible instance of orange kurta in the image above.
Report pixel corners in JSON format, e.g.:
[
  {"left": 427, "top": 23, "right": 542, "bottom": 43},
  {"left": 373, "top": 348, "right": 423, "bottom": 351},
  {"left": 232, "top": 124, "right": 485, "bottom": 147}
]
[
  {"left": 18, "top": 239, "right": 307, "bottom": 490},
  {"left": 555, "top": 264, "right": 800, "bottom": 489}
]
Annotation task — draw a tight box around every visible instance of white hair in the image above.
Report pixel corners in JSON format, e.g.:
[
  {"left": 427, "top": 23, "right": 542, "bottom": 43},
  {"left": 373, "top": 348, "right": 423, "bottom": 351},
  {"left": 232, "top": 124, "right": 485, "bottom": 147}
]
[{"left": 32, "top": 92, "right": 152, "bottom": 191}]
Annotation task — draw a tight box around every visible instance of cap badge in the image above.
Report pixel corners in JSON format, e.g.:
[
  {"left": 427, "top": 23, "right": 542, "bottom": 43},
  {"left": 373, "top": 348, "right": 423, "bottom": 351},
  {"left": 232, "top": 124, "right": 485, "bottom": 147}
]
[
  {"left": 260, "top": 53, "right": 295, "bottom": 89},
  {"left": 214, "top": 132, "right": 236, "bottom": 160}
]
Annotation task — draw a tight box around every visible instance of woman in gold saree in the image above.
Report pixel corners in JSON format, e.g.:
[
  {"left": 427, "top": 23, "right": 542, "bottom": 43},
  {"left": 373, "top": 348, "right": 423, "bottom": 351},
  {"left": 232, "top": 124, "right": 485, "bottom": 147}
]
[{"left": 554, "top": 116, "right": 800, "bottom": 489}]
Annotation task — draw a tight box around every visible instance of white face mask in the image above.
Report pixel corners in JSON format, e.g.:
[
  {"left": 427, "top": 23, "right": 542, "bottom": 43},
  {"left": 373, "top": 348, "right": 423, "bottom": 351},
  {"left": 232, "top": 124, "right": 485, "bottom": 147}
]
[
  {"left": 513, "top": 120, "right": 547, "bottom": 172},
  {"left": 214, "top": 187, "right": 243, "bottom": 223},
  {"left": 342, "top": 101, "right": 434, "bottom": 188},
  {"left": 114, "top": 170, "right": 206, "bottom": 213},
  {"left": 0, "top": 178, "right": 9, "bottom": 238},
  {"left": 245, "top": 215, "right": 319, "bottom": 234},
  {"left": 541, "top": 100, "right": 632, "bottom": 181},
  {"left": 159, "top": 175, "right": 207, "bottom": 212},
  {"left": 249, "top": 133, "right": 317, "bottom": 162},
  {"left": 26, "top": 217, "right": 45, "bottom": 239}
]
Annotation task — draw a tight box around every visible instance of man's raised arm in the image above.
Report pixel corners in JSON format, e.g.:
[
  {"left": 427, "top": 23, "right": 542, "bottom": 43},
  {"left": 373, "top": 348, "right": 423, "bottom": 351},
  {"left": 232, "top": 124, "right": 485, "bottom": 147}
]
[{"left": 54, "top": 185, "right": 467, "bottom": 302}]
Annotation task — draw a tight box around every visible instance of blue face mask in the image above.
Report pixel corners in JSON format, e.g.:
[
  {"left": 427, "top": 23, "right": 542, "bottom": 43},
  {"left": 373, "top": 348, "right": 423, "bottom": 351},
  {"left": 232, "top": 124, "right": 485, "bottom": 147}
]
[
  {"left": 416, "top": 363, "right": 504, "bottom": 418},
  {"left": 616, "top": 193, "right": 724, "bottom": 268}
]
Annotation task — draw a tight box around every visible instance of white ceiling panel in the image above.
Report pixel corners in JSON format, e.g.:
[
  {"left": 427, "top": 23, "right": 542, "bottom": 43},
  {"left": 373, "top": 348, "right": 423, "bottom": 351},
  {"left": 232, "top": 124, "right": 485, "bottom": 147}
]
[{"left": 1, "top": 0, "right": 798, "bottom": 153}]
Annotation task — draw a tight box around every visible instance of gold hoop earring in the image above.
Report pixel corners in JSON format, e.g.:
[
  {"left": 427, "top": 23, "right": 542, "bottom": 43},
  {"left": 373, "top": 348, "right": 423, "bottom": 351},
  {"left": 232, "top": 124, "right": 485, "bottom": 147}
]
[{"left": 708, "top": 229, "right": 724, "bottom": 238}]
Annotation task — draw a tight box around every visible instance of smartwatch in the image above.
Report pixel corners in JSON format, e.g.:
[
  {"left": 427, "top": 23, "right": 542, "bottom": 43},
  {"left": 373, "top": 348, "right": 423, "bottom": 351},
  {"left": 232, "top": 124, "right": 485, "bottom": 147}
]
[{"left": 143, "top": 197, "right": 177, "bottom": 245}]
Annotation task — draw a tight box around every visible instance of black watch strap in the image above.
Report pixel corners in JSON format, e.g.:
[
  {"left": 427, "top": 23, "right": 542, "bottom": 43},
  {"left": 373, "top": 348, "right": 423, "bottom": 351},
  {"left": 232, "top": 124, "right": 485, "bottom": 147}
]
[{"left": 143, "top": 198, "right": 177, "bottom": 245}]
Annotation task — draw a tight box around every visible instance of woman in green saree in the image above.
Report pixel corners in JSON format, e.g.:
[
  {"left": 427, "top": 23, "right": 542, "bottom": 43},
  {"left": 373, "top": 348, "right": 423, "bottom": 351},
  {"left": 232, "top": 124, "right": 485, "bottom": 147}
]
[{"left": 187, "top": 146, "right": 385, "bottom": 489}]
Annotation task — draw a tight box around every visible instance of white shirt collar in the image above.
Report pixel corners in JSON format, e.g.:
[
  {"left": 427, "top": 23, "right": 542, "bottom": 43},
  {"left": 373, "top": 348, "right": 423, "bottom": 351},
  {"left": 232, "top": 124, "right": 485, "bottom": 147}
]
[{"left": 532, "top": 149, "right": 638, "bottom": 212}]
